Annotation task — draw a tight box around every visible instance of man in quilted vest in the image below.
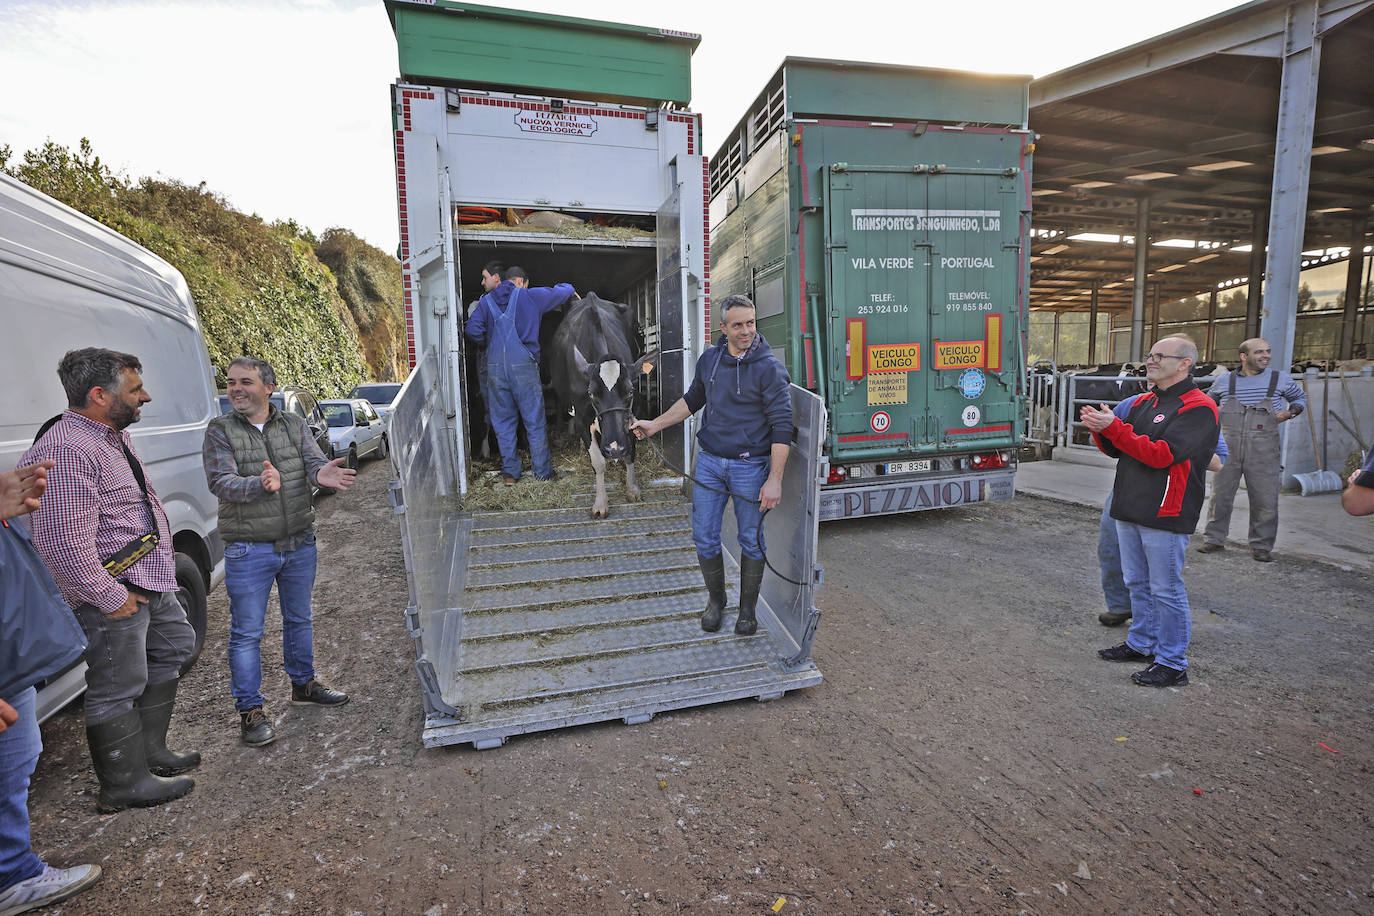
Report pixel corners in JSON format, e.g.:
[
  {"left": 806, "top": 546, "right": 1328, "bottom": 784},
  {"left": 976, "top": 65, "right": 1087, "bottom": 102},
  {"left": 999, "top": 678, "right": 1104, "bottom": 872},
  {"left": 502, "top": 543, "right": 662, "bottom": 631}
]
[{"left": 203, "top": 357, "right": 356, "bottom": 747}]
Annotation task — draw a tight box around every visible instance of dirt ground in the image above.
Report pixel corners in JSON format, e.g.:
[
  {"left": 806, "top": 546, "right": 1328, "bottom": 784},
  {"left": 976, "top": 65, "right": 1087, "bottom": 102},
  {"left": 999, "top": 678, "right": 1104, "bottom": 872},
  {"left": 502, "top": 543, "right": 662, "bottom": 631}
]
[{"left": 26, "top": 456, "right": 1374, "bottom": 914}]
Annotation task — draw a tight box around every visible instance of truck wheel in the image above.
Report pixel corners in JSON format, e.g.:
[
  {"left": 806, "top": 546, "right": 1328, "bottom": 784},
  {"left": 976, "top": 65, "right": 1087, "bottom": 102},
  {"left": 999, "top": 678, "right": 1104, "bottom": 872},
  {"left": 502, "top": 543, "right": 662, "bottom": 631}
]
[
  {"left": 174, "top": 552, "right": 207, "bottom": 675},
  {"left": 377, "top": 434, "right": 389, "bottom": 460},
  {"left": 347, "top": 446, "right": 359, "bottom": 470}
]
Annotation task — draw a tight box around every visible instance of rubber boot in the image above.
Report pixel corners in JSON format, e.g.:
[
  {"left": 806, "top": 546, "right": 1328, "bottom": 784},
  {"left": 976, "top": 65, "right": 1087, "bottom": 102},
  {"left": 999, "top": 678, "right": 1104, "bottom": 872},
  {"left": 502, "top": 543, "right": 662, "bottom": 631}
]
[
  {"left": 86, "top": 709, "right": 195, "bottom": 813},
  {"left": 698, "top": 553, "right": 727, "bottom": 632},
  {"left": 137, "top": 679, "right": 201, "bottom": 776},
  {"left": 735, "top": 556, "right": 766, "bottom": 636}
]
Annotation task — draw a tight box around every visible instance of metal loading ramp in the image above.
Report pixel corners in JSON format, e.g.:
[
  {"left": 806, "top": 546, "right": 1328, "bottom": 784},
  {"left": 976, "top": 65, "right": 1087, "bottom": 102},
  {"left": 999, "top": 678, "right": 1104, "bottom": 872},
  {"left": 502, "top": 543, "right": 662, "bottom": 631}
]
[{"left": 391, "top": 349, "right": 826, "bottom": 750}]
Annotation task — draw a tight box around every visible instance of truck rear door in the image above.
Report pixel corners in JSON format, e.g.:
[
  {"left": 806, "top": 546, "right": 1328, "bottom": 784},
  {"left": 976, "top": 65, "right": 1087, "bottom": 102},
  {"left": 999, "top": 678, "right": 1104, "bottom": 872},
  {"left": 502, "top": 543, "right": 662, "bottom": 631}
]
[{"left": 824, "top": 162, "right": 1021, "bottom": 457}]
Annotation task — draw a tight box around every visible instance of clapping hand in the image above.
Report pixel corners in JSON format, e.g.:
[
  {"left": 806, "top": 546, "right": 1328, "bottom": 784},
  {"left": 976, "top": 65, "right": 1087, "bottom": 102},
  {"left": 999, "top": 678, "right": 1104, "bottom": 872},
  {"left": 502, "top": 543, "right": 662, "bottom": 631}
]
[
  {"left": 0, "top": 460, "right": 54, "bottom": 521},
  {"left": 317, "top": 457, "right": 357, "bottom": 492}
]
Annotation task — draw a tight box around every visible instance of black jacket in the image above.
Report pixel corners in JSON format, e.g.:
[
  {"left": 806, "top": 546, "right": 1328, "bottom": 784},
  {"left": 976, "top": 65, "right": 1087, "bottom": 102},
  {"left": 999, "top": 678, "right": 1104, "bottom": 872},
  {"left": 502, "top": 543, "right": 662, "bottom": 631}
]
[{"left": 1094, "top": 377, "right": 1220, "bottom": 533}]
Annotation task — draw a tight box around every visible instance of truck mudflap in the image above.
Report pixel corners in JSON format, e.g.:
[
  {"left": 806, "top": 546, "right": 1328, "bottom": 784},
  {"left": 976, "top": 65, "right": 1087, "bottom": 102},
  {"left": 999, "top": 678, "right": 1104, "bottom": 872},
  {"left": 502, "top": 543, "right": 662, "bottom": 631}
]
[
  {"left": 391, "top": 348, "right": 826, "bottom": 749},
  {"left": 818, "top": 470, "right": 1015, "bottom": 521}
]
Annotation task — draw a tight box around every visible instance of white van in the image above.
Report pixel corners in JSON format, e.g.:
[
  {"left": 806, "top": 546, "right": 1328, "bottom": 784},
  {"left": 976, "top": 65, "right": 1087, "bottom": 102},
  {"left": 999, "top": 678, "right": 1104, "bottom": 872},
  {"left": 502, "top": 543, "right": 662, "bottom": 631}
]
[{"left": 0, "top": 173, "right": 224, "bottom": 722}]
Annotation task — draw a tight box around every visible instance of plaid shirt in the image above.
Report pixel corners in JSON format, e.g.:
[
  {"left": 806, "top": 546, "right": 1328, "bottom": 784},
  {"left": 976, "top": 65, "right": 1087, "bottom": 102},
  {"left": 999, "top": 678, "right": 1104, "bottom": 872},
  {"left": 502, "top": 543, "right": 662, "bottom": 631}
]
[{"left": 21, "top": 411, "right": 176, "bottom": 614}]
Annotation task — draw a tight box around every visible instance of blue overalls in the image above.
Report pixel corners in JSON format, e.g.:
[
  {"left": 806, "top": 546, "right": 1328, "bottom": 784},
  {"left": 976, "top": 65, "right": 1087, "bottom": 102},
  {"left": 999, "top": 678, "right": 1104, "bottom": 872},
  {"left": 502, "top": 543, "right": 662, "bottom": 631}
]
[{"left": 480, "top": 287, "right": 553, "bottom": 480}]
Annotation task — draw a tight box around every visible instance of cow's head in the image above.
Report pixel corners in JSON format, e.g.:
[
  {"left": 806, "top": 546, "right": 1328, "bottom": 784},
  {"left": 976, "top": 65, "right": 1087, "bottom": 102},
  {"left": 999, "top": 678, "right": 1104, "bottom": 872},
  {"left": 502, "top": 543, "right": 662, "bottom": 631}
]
[{"left": 574, "top": 344, "right": 635, "bottom": 461}]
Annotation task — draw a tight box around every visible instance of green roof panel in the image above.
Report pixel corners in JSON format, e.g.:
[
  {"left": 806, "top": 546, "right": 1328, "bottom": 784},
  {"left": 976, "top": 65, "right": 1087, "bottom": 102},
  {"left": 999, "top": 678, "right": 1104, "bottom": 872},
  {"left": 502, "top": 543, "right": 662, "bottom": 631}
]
[{"left": 385, "top": 0, "right": 699, "bottom": 106}]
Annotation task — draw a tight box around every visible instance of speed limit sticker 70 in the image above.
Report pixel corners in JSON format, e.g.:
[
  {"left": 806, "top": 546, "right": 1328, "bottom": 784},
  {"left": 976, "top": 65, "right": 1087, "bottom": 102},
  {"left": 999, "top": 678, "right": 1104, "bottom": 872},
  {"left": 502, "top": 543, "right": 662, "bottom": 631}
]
[{"left": 870, "top": 411, "right": 891, "bottom": 433}]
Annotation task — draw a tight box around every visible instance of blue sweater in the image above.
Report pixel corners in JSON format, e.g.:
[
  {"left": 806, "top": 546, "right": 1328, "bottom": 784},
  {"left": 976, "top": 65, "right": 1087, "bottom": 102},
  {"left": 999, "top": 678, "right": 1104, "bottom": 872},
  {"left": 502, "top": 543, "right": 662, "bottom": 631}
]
[
  {"left": 463, "top": 281, "right": 575, "bottom": 359},
  {"left": 683, "top": 333, "right": 793, "bottom": 460}
]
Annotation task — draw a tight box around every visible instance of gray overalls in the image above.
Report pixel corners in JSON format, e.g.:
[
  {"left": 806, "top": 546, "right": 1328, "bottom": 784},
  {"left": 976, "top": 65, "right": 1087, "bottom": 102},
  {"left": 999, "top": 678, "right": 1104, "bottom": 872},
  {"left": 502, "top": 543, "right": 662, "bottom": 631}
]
[{"left": 1202, "top": 369, "right": 1281, "bottom": 551}]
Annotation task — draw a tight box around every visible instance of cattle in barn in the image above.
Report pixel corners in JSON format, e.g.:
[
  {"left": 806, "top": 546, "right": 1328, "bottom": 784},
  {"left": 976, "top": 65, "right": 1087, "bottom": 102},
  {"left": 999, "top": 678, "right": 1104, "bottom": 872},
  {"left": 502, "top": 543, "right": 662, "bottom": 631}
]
[
  {"left": 549, "top": 292, "right": 644, "bottom": 518},
  {"left": 1070, "top": 362, "right": 1147, "bottom": 405}
]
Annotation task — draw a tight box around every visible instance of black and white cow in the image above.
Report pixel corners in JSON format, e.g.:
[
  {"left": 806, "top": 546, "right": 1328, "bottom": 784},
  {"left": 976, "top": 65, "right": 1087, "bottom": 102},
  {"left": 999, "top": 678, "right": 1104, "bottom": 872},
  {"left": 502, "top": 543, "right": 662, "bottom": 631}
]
[{"left": 549, "top": 293, "right": 643, "bottom": 518}]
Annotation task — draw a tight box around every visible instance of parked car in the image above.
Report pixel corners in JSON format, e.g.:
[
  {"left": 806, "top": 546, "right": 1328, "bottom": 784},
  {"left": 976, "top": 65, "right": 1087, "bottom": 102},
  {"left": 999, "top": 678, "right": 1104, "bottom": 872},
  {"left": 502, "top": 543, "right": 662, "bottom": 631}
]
[
  {"left": 347, "top": 382, "right": 404, "bottom": 422},
  {"left": 321, "top": 399, "right": 389, "bottom": 469},
  {"left": 1, "top": 173, "right": 223, "bottom": 722},
  {"left": 218, "top": 386, "right": 332, "bottom": 460}
]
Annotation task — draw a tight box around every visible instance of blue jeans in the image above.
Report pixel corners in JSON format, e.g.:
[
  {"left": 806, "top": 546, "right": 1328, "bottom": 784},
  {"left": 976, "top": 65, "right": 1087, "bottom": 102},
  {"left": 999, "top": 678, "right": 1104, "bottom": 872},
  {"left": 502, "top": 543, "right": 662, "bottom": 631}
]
[
  {"left": 487, "top": 351, "right": 552, "bottom": 481},
  {"left": 1099, "top": 493, "right": 1131, "bottom": 614},
  {"left": 1116, "top": 521, "right": 1192, "bottom": 670},
  {"left": 225, "top": 537, "right": 318, "bottom": 712},
  {"left": 0, "top": 687, "right": 44, "bottom": 892},
  {"left": 691, "top": 450, "right": 770, "bottom": 560}
]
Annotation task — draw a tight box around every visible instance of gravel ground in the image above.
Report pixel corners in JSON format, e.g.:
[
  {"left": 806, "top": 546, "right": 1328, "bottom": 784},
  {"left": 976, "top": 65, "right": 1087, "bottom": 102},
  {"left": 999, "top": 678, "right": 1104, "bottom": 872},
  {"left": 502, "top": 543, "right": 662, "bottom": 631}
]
[{"left": 25, "top": 456, "right": 1374, "bottom": 914}]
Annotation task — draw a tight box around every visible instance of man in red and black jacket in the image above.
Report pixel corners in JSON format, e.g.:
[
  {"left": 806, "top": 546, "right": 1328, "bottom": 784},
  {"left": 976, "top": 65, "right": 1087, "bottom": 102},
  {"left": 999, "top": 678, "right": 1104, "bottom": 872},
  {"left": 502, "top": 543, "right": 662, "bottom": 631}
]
[{"left": 1081, "top": 335, "right": 1219, "bottom": 688}]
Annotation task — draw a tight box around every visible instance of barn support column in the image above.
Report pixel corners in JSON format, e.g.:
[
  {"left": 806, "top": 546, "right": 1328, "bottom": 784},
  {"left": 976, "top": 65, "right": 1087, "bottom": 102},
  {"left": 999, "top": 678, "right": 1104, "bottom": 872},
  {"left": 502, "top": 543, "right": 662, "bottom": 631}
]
[
  {"left": 1246, "top": 206, "right": 1268, "bottom": 338},
  {"left": 1088, "top": 281, "right": 1100, "bottom": 364},
  {"left": 1150, "top": 283, "right": 1161, "bottom": 344},
  {"left": 1205, "top": 288, "right": 1219, "bottom": 360},
  {"left": 1259, "top": 1, "right": 1321, "bottom": 374},
  {"left": 1339, "top": 216, "right": 1367, "bottom": 360},
  {"left": 1051, "top": 311, "right": 1061, "bottom": 364},
  {"left": 1130, "top": 196, "right": 1151, "bottom": 361}
]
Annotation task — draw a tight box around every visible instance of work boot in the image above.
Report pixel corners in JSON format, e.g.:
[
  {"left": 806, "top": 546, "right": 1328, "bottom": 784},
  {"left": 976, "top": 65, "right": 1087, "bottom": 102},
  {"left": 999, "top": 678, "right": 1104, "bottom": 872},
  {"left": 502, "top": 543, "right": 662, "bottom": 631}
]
[
  {"left": 698, "top": 553, "right": 727, "bottom": 632},
  {"left": 1098, "top": 611, "right": 1130, "bottom": 627},
  {"left": 85, "top": 710, "right": 195, "bottom": 813},
  {"left": 136, "top": 679, "right": 201, "bottom": 776},
  {"left": 291, "top": 679, "right": 349, "bottom": 706},
  {"left": 735, "top": 556, "right": 766, "bottom": 636},
  {"left": 240, "top": 707, "right": 276, "bottom": 747}
]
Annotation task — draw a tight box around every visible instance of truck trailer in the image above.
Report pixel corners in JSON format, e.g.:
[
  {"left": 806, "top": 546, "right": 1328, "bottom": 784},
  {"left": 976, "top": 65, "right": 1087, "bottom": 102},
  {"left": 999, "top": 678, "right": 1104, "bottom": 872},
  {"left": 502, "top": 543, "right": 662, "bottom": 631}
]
[
  {"left": 384, "top": 1, "right": 824, "bottom": 749},
  {"left": 708, "top": 59, "right": 1033, "bottom": 521}
]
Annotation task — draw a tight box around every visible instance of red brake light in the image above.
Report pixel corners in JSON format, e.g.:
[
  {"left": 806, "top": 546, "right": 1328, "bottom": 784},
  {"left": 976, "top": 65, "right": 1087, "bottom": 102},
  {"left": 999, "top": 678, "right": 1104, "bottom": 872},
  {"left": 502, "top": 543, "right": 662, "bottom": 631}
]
[
  {"left": 972, "top": 451, "right": 1007, "bottom": 470},
  {"left": 827, "top": 466, "right": 847, "bottom": 484}
]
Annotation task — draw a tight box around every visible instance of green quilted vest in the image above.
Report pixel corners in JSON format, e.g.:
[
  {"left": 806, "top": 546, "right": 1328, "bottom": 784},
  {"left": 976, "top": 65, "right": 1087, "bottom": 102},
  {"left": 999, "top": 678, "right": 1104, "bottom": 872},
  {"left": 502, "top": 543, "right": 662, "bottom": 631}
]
[{"left": 210, "top": 407, "right": 315, "bottom": 542}]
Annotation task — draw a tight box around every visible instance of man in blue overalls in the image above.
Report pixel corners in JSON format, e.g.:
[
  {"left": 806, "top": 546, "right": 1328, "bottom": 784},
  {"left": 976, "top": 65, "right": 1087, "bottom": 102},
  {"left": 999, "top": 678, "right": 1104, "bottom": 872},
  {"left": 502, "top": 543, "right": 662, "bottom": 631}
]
[{"left": 463, "top": 261, "right": 576, "bottom": 484}]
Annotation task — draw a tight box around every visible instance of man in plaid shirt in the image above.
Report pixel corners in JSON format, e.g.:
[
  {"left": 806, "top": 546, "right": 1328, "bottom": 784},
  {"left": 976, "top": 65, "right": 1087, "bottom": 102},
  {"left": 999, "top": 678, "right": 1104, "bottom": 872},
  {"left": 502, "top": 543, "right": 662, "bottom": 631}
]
[{"left": 22, "top": 348, "right": 198, "bottom": 813}]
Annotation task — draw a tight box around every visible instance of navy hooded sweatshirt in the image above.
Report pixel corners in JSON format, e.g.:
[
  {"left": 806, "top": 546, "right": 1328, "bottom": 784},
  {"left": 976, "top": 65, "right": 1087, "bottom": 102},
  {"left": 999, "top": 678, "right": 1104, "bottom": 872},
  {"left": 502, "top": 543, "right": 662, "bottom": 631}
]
[{"left": 683, "top": 332, "right": 793, "bottom": 460}]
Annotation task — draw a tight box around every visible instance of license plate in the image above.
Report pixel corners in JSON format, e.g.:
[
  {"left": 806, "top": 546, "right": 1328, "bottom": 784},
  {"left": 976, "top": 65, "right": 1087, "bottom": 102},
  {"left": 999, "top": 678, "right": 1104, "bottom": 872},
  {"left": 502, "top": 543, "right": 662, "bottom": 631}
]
[{"left": 885, "top": 459, "right": 931, "bottom": 474}]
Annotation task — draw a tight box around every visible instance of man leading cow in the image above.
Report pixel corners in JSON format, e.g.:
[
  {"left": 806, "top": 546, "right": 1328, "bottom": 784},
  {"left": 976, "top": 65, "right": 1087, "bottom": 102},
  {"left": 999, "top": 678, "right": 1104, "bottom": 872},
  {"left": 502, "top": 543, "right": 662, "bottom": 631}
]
[
  {"left": 463, "top": 261, "right": 576, "bottom": 484},
  {"left": 630, "top": 295, "right": 792, "bottom": 636}
]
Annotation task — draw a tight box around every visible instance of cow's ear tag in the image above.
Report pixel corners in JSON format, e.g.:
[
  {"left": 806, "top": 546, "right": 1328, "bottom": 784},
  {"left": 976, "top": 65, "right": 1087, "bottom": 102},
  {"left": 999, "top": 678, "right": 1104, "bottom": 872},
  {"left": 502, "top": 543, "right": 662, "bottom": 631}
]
[{"left": 641, "top": 362, "right": 654, "bottom": 376}]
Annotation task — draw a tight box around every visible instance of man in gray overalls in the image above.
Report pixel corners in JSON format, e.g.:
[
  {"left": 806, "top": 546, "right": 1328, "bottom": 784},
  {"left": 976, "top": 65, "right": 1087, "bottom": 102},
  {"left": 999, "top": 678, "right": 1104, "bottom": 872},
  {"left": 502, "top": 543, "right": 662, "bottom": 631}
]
[{"left": 1197, "top": 338, "right": 1307, "bottom": 562}]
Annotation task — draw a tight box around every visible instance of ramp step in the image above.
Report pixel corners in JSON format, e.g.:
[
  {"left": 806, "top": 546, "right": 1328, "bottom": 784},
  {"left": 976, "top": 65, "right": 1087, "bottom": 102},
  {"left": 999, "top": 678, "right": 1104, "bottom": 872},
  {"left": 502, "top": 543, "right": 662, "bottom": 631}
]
[
  {"left": 470, "top": 531, "right": 695, "bottom": 568},
  {"left": 461, "top": 615, "right": 753, "bottom": 674},
  {"left": 423, "top": 661, "right": 822, "bottom": 750},
  {"left": 465, "top": 568, "right": 702, "bottom": 613},
  {"left": 452, "top": 634, "right": 780, "bottom": 712},
  {"left": 466, "top": 549, "right": 696, "bottom": 588},
  {"left": 471, "top": 514, "right": 690, "bottom": 548},
  {"left": 469, "top": 498, "right": 688, "bottom": 532},
  {"left": 461, "top": 592, "right": 709, "bottom": 640}
]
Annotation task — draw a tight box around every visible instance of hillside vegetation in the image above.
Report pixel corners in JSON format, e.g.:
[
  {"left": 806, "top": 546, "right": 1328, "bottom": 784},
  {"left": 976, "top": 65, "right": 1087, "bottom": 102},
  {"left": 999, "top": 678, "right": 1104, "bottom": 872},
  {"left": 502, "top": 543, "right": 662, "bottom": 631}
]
[{"left": 1, "top": 139, "right": 406, "bottom": 393}]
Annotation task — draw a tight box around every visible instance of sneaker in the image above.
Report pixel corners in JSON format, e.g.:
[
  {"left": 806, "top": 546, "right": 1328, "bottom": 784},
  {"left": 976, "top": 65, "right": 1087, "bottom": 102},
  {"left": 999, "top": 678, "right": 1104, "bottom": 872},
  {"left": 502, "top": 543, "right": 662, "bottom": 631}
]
[
  {"left": 1098, "top": 642, "right": 1153, "bottom": 662},
  {"left": 1098, "top": 611, "right": 1131, "bottom": 627},
  {"left": 1252, "top": 549, "right": 1273, "bottom": 562},
  {"left": 0, "top": 863, "right": 102, "bottom": 915},
  {"left": 291, "top": 679, "right": 349, "bottom": 707},
  {"left": 239, "top": 707, "right": 276, "bottom": 747},
  {"left": 1132, "top": 663, "right": 1189, "bottom": 688},
  {"left": 502, "top": 475, "right": 517, "bottom": 486},
  {"left": 1195, "top": 542, "right": 1224, "bottom": 553}
]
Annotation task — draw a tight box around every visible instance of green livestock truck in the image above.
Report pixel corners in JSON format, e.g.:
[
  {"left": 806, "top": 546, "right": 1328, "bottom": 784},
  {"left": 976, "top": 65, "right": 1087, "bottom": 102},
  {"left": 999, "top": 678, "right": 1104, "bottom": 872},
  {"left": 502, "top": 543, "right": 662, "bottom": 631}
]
[{"left": 708, "top": 58, "right": 1033, "bottom": 521}]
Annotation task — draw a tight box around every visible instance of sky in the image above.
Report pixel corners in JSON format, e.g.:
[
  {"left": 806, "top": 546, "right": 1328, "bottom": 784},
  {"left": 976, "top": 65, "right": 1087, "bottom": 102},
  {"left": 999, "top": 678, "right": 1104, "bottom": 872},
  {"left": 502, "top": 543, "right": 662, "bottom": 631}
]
[{"left": 0, "top": 0, "right": 1245, "bottom": 256}]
